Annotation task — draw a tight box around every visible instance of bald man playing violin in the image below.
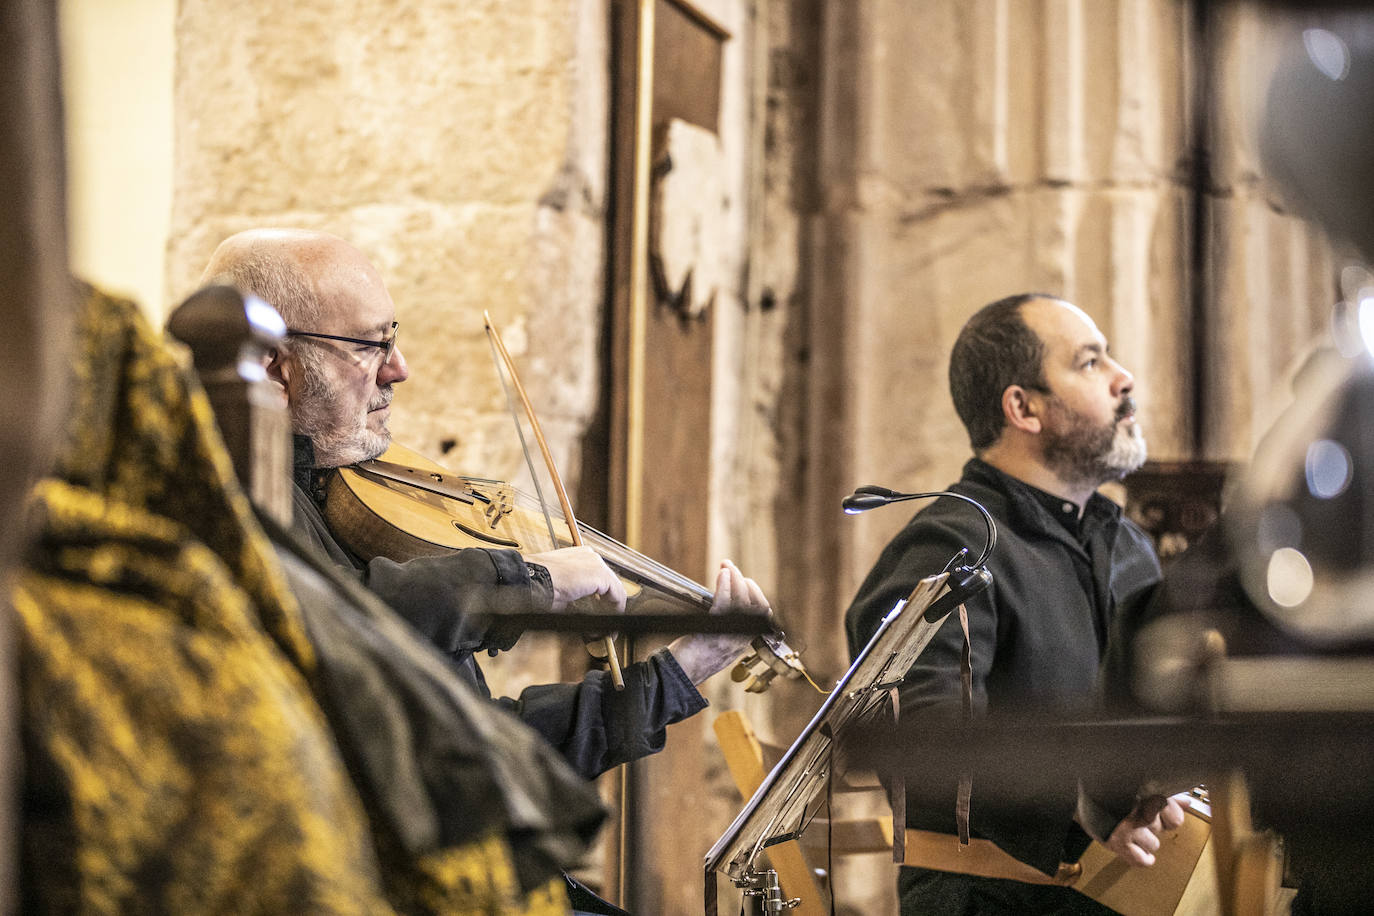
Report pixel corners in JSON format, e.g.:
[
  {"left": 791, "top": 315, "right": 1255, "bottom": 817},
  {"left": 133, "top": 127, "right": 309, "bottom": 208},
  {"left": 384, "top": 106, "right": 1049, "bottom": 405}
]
[{"left": 200, "top": 229, "right": 769, "bottom": 792}]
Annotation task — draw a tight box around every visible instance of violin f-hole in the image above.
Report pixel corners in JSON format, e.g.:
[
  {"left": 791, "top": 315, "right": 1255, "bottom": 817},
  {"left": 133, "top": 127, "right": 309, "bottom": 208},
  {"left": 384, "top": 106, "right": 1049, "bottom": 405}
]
[{"left": 451, "top": 518, "right": 521, "bottom": 548}]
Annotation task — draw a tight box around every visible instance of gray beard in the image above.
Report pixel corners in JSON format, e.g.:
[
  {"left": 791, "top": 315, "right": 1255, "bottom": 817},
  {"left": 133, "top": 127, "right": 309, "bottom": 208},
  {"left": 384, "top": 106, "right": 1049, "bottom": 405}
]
[
  {"left": 1041, "top": 405, "right": 1148, "bottom": 489},
  {"left": 298, "top": 412, "right": 390, "bottom": 468},
  {"left": 292, "top": 357, "right": 392, "bottom": 467},
  {"left": 1100, "top": 422, "right": 1149, "bottom": 478}
]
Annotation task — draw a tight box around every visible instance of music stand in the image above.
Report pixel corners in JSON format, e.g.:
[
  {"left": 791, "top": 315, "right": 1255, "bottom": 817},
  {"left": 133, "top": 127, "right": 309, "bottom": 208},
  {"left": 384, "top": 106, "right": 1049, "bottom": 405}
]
[{"left": 703, "top": 571, "right": 959, "bottom": 914}]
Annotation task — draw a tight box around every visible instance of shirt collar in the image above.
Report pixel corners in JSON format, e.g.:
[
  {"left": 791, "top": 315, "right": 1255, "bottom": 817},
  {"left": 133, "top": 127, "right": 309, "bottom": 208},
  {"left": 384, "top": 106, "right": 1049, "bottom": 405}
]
[
  {"left": 1023, "top": 482, "right": 1085, "bottom": 536},
  {"left": 966, "top": 457, "right": 1123, "bottom": 540}
]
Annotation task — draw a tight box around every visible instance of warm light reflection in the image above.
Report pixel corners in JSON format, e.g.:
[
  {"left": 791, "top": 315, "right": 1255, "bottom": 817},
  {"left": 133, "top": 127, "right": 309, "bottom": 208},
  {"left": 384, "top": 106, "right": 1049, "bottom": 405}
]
[
  {"left": 1268, "top": 547, "right": 1315, "bottom": 608},
  {"left": 1332, "top": 301, "right": 1366, "bottom": 358},
  {"left": 1358, "top": 292, "right": 1374, "bottom": 355},
  {"left": 1306, "top": 438, "right": 1354, "bottom": 499},
  {"left": 1304, "top": 28, "right": 1351, "bottom": 81}
]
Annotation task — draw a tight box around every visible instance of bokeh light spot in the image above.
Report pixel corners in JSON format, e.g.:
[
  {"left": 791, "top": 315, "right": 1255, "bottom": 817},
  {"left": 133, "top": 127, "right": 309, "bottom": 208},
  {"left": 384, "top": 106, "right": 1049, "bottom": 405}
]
[
  {"left": 1306, "top": 438, "right": 1354, "bottom": 499},
  {"left": 1267, "top": 547, "right": 1315, "bottom": 608},
  {"left": 1304, "top": 28, "right": 1351, "bottom": 81}
]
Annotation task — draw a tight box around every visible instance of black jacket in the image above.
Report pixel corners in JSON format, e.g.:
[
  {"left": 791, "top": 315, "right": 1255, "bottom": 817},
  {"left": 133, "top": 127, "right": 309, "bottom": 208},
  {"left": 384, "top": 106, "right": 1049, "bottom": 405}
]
[
  {"left": 290, "top": 439, "right": 707, "bottom": 780},
  {"left": 844, "top": 458, "right": 1161, "bottom": 876}
]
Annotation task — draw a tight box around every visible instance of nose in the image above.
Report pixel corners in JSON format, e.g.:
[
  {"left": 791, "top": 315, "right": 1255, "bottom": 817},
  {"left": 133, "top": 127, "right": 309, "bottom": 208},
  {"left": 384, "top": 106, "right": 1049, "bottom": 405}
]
[
  {"left": 1109, "top": 356, "right": 1134, "bottom": 397},
  {"left": 378, "top": 342, "right": 409, "bottom": 384}
]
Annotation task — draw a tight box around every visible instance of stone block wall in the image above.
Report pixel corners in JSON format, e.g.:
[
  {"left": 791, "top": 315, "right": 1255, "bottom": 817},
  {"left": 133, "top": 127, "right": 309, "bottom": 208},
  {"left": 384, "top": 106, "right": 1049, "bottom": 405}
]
[{"left": 169, "top": 0, "right": 607, "bottom": 489}]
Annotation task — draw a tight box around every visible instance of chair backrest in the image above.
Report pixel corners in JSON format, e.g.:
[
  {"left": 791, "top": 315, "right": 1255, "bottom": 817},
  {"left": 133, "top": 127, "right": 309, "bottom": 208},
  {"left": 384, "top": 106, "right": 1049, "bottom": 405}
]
[{"left": 166, "top": 285, "right": 292, "bottom": 525}]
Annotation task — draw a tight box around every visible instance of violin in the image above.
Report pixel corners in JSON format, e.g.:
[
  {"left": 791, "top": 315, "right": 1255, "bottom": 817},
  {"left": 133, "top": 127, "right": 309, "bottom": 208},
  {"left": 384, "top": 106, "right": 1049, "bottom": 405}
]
[{"left": 322, "top": 442, "right": 808, "bottom": 693}]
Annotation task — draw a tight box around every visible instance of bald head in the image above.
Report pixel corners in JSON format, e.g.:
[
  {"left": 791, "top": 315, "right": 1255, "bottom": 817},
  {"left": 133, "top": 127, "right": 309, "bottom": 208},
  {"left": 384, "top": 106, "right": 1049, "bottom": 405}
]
[
  {"left": 200, "top": 228, "right": 408, "bottom": 467},
  {"left": 201, "top": 228, "right": 385, "bottom": 331}
]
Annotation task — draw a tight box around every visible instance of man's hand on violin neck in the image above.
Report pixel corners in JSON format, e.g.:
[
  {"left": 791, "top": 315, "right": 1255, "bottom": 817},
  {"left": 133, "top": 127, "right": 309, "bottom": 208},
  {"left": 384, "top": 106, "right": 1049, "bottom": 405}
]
[
  {"left": 527, "top": 546, "right": 627, "bottom": 613},
  {"left": 669, "top": 560, "right": 772, "bottom": 685}
]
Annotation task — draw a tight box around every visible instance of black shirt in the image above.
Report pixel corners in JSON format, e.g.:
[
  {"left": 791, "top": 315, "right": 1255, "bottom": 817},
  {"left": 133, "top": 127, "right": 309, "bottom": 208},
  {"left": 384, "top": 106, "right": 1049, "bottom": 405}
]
[{"left": 844, "top": 458, "right": 1162, "bottom": 875}]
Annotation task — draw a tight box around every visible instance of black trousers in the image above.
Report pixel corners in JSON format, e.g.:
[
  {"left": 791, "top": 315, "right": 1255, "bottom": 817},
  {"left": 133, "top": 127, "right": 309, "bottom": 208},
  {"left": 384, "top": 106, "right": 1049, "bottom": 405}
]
[{"left": 897, "top": 866, "right": 1119, "bottom": 916}]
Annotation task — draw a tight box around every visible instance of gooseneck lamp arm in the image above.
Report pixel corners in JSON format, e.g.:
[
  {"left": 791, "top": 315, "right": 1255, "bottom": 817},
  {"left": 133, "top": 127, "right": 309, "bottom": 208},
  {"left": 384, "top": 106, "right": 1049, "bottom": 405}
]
[{"left": 842, "top": 484, "right": 997, "bottom": 570}]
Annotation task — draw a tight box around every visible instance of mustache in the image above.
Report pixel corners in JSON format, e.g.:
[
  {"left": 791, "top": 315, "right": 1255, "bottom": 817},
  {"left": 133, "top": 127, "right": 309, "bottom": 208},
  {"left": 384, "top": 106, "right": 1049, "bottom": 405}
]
[
  {"left": 369, "top": 386, "right": 394, "bottom": 411},
  {"left": 1115, "top": 396, "right": 1137, "bottom": 422}
]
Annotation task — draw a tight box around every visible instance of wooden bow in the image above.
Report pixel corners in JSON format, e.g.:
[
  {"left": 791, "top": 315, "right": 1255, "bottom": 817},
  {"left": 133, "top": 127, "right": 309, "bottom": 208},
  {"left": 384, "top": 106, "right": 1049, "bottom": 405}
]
[{"left": 484, "top": 311, "right": 625, "bottom": 689}]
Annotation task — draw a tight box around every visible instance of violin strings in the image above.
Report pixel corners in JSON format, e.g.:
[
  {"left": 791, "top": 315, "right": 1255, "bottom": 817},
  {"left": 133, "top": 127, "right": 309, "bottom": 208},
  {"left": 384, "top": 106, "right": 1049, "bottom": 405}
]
[
  {"left": 511, "top": 488, "right": 713, "bottom": 603},
  {"left": 486, "top": 328, "right": 561, "bottom": 549}
]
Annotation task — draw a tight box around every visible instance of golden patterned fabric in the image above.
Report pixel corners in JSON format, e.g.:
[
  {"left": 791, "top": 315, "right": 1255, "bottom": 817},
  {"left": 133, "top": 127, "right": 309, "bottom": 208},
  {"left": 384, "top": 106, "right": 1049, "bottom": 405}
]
[{"left": 14, "top": 286, "right": 570, "bottom": 915}]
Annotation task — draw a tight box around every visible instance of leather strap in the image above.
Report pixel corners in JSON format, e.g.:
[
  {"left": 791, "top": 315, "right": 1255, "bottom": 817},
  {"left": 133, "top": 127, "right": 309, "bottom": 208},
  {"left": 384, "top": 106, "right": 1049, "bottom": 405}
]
[
  {"left": 890, "top": 685, "right": 905, "bottom": 864},
  {"left": 956, "top": 603, "right": 973, "bottom": 846}
]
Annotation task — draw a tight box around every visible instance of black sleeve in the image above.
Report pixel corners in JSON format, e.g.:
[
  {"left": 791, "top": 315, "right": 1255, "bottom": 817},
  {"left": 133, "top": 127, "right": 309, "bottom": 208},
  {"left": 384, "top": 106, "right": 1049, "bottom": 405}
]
[
  {"left": 844, "top": 506, "right": 998, "bottom": 718},
  {"left": 289, "top": 480, "right": 551, "bottom": 656},
  {"left": 360, "top": 549, "right": 551, "bottom": 656},
  {"left": 492, "top": 648, "right": 708, "bottom": 780}
]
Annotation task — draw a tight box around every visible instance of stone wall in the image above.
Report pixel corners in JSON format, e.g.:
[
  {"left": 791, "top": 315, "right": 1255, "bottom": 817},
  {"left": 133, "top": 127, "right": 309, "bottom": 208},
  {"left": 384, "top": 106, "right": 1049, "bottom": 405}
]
[
  {"left": 169, "top": 0, "right": 606, "bottom": 488},
  {"left": 60, "top": 0, "right": 175, "bottom": 318}
]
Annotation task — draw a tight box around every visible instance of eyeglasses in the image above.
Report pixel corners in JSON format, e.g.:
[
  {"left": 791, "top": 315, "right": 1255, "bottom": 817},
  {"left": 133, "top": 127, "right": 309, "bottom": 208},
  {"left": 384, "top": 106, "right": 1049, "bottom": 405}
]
[{"left": 286, "top": 321, "right": 399, "bottom": 365}]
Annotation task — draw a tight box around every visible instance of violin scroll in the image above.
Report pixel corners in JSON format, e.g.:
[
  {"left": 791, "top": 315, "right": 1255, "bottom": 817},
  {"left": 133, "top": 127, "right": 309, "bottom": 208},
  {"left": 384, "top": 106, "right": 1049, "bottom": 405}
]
[{"left": 731, "top": 632, "right": 807, "bottom": 694}]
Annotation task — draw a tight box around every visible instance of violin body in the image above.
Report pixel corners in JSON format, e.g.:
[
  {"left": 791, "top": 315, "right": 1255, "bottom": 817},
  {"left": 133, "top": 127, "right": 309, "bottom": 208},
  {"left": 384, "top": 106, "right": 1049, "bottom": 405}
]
[
  {"left": 327, "top": 443, "right": 707, "bottom": 614},
  {"left": 324, "top": 443, "right": 568, "bottom": 561},
  {"left": 324, "top": 442, "right": 807, "bottom": 689}
]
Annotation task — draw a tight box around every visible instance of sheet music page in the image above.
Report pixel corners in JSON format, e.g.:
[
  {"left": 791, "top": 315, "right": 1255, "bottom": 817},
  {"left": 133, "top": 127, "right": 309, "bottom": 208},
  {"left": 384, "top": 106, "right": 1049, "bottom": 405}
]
[{"left": 705, "top": 572, "right": 952, "bottom": 881}]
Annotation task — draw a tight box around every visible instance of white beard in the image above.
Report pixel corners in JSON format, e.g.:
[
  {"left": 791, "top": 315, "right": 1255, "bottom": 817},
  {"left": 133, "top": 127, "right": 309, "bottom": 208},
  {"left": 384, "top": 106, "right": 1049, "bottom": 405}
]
[
  {"left": 291, "top": 353, "right": 392, "bottom": 467},
  {"left": 1101, "top": 421, "right": 1148, "bottom": 478}
]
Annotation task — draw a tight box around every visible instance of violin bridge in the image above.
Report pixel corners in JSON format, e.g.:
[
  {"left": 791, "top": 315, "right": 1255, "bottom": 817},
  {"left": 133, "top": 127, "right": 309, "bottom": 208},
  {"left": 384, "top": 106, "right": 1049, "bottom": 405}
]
[{"left": 483, "top": 485, "right": 516, "bottom": 531}]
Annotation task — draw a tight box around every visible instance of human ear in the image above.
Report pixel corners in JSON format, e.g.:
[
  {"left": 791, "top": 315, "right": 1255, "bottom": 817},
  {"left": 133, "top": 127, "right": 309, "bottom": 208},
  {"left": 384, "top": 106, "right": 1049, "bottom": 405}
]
[
  {"left": 265, "top": 347, "right": 290, "bottom": 391},
  {"left": 1002, "top": 385, "right": 1042, "bottom": 434}
]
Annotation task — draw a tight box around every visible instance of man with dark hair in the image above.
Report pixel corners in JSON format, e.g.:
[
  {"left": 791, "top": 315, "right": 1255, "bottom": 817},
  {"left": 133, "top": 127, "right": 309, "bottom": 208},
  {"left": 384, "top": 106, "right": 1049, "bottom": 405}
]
[{"left": 845, "top": 294, "right": 1182, "bottom": 915}]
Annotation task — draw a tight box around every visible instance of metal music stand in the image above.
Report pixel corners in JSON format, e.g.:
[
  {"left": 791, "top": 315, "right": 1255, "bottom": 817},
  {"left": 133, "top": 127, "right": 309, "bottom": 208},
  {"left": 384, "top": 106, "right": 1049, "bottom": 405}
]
[{"left": 703, "top": 571, "right": 960, "bottom": 915}]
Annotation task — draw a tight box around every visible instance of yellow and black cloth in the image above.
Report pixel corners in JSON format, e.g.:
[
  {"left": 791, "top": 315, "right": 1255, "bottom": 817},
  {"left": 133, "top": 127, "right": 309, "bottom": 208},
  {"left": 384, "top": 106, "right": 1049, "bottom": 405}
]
[{"left": 13, "top": 286, "right": 602, "bottom": 914}]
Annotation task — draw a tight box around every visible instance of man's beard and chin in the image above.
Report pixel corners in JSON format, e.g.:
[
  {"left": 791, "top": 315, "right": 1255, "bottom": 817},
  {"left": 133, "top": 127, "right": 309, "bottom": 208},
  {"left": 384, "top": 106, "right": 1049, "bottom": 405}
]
[
  {"left": 1041, "top": 397, "right": 1148, "bottom": 489},
  {"left": 293, "top": 361, "right": 394, "bottom": 468}
]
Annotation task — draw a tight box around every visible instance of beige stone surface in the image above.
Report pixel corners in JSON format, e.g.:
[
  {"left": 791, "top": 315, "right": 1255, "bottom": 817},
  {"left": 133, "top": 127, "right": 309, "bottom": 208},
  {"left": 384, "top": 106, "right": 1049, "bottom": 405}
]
[
  {"left": 169, "top": 0, "right": 609, "bottom": 485},
  {"left": 61, "top": 0, "right": 175, "bottom": 319}
]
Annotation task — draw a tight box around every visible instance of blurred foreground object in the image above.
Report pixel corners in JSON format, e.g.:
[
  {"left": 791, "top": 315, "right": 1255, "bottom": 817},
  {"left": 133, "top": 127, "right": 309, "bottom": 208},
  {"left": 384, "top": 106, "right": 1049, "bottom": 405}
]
[
  {"left": 1260, "top": 10, "right": 1374, "bottom": 263},
  {"left": 1, "top": 0, "right": 78, "bottom": 909},
  {"left": 15, "top": 286, "right": 600, "bottom": 913}
]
